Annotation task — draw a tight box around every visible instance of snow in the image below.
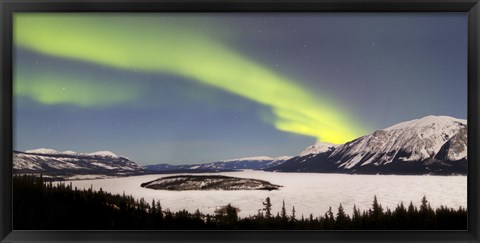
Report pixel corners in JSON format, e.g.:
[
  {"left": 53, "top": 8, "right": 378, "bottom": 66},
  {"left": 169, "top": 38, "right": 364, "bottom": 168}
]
[
  {"left": 13, "top": 158, "right": 44, "bottom": 170},
  {"left": 384, "top": 115, "right": 466, "bottom": 131},
  {"left": 88, "top": 151, "right": 120, "bottom": 158},
  {"left": 14, "top": 150, "right": 141, "bottom": 172},
  {"left": 266, "top": 156, "right": 292, "bottom": 167},
  {"left": 222, "top": 156, "right": 273, "bottom": 162},
  {"left": 90, "top": 162, "right": 117, "bottom": 170},
  {"left": 63, "top": 171, "right": 466, "bottom": 218},
  {"left": 46, "top": 161, "right": 84, "bottom": 170},
  {"left": 62, "top": 150, "right": 79, "bottom": 155},
  {"left": 331, "top": 115, "right": 467, "bottom": 169},
  {"left": 25, "top": 148, "right": 59, "bottom": 154},
  {"left": 339, "top": 154, "right": 363, "bottom": 169},
  {"left": 65, "top": 174, "right": 113, "bottom": 180},
  {"left": 24, "top": 149, "right": 125, "bottom": 159},
  {"left": 119, "top": 166, "right": 136, "bottom": 171},
  {"left": 273, "top": 156, "right": 293, "bottom": 161},
  {"left": 447, "top": 146, "right": 467, "bottom": 161},
  {"left": 298, "top": 142, "right": 337, "bottom": 157}
]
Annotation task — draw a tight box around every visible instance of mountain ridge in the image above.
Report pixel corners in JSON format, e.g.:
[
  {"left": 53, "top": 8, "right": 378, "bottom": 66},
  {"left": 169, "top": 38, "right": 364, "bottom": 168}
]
[
  {"left": 13, "top": 115, "right": 467, "bottom": 177},
  {"left": 269, "top": 115, "right": 467, "bottom": 175},
  {"left": 13, "top": 149, "right": 143, "bottom": 179},
  {"left": 143, "top": 156, "right": 292, "bottom": 172}
]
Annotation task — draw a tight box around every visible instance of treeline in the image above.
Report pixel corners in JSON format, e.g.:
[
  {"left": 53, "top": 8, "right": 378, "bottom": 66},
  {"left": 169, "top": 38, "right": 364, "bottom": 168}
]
[{"left": 13, "top": 175, "right": 467, "bottom": 230}]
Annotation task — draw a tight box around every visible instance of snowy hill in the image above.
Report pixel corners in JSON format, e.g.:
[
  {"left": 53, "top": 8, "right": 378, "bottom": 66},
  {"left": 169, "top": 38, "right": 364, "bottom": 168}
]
[
  {"left": 270, "top": 115, "right": 467, "bottom": 175},
  {"left": 14, "top": 148, "right": 291, "bottom": 178},
  {"left": 13, "top": 149, "right": 143, "bottom": 179}
]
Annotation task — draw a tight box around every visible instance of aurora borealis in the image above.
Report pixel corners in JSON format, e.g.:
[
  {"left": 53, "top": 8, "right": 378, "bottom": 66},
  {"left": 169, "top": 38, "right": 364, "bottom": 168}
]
[{"left": 14, "top": 13, "right": 467, "bottom": 164}]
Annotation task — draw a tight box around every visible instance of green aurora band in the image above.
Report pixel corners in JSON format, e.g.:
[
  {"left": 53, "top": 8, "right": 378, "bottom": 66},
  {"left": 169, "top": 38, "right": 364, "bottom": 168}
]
[
  {"left": 15, "top": 59, "right": 145, "bottom": 107},
  {"left": 14, "top": 14, "right": 367, "bottom": 144}
]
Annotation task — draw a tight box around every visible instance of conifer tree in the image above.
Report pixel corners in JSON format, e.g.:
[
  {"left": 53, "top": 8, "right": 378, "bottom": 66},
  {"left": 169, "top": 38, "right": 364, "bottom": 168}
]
[
  {"left": 394, "top": 202, "right": 408, "bottom": 229},
  {"left": 420, "top": 196, "right": 429, "bottom": 212},
  {"left": 194, "top": 209, "right": 202, "bottom": 221},
  {"left": 256, "top": 209, "right": 264, "bottom": 219},
  {"left": 352, "top": 205, "right": 361, "bottom": 220},
  {"left": 281, "top": 200, "right": 287, "bottom": 220},
  {"left": 419, "top": 196, "right": 435, "bottom": 229},
  {"left": 371, "top": 196, "right": 383, "bottom": 216},
  {"left": 408, "top": 201, "right": 416, "bottom": 214},
  {"left": 215, "top": 204, "right": 239, "bottom": 228},
  {"left": 290, "top": 206, "right": 296, "bottom": 222},
  {"left": 327, "top": 206, "right": 334, "bottom": 220},
  {"left": 262, "top": 197, "right": 272, "bottom": 218},
  {"left": 352, "top": 204, "right": 362, "bottom": 229},
  {"left": 335, "top": 203, "right": 349, "bottom": 229},
  {"left": 156, "top": 200, "right": 163, "bottom": 217},
  {"left": 368, "top": 196, "right": 384, "bottom": 229},
  {"left": 151, "top": 199, "right": 156, "bottom": 214}
]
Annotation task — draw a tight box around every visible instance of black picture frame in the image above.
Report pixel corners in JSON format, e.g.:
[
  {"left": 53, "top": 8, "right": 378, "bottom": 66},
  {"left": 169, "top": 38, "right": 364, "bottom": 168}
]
[{"left": 1, "top": 0, "right": 479, "bottom": 242}]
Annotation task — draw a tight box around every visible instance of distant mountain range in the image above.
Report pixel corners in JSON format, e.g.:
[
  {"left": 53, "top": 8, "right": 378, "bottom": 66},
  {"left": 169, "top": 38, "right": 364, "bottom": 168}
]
[
  {"left": 13, "top": 150, "right": 291, "bottom": 179},
  {"left": 143, "top": 156, "right": 291, "bottom": 173},
  {"left": 269, "top": 116, "right": 467, "bottom": 175},
  {"left": 13, "top": 115, "right": 467, "bottom": 178}
]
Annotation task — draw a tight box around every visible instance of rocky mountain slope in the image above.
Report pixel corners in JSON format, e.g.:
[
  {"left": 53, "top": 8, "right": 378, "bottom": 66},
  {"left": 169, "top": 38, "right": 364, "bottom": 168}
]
[{"left": 269, "top": 116, "right": 467, "bottom": 175}]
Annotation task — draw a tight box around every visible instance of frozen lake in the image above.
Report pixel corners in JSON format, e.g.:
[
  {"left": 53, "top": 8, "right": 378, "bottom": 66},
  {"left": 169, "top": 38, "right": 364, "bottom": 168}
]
[{"left": 64, "top": 171, "right": 467, "bottom": 218}]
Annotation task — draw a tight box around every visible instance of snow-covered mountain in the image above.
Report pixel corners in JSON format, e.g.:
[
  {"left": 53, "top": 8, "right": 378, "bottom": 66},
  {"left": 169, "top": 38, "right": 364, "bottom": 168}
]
[
  {"left": 270, "top": 116, "right": 467, "bottom": 175},
  {"left": 13, "top": 149, "right": 143, "bottom": 179},
  {"left": 14, "top": 115, "right": 466, "bottom": 177},
  {"left": 298, "top": 142, "right": 338, "bottom": 157},
  {"left": 24, "top": 148, "right": 125, "bottom": 159},
  {"left": 144, "top": 156, "right": 291, "bottom": 172},
  {"left": 14, "top": 148, "right": 291, "bottom": 178}
]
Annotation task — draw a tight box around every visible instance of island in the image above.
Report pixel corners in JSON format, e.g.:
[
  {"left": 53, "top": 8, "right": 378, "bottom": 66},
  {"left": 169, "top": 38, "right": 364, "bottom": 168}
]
[{"left": 140, "top": 175, "right": 282, "bottom": 191}]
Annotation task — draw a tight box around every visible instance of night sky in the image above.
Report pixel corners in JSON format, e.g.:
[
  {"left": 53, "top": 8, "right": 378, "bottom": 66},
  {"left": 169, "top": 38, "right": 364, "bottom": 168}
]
[{"left": 13, "top": 13, "right": 467, "bottom": 165}]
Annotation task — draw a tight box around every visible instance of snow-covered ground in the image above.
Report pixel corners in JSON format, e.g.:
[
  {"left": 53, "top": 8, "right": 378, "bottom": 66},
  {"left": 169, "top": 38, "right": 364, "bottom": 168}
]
[{"left": 62, "top": 170, "right": 467, "bottom": 218}]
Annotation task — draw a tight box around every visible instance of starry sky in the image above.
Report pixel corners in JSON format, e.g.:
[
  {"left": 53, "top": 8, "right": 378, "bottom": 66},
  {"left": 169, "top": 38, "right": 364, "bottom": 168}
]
[{"left": 13, "top": 13, "right": 467, "bottom": 165}]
